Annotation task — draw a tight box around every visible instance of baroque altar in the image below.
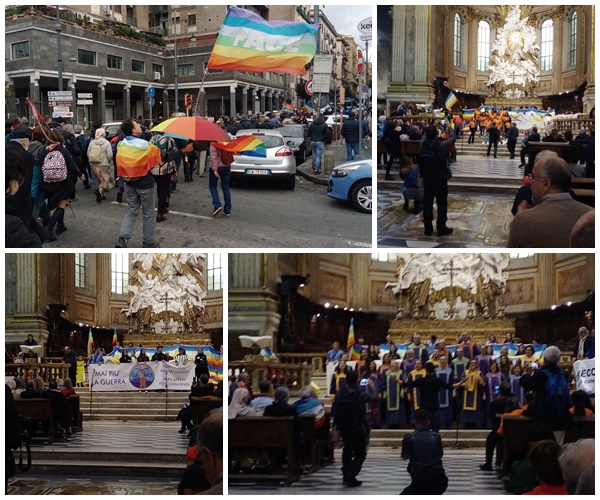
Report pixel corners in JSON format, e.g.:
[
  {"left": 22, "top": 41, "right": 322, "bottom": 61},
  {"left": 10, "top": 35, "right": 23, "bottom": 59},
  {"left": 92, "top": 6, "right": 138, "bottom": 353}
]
[{"left": 385, "top": 253, "right": 515, "bottom": 343}]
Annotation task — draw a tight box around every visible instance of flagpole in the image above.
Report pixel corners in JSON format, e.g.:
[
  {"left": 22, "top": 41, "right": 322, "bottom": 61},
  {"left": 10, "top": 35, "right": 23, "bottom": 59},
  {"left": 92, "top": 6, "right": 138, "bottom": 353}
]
[{"left": 193, "top": 68, "right": 208, "bottom": 117}]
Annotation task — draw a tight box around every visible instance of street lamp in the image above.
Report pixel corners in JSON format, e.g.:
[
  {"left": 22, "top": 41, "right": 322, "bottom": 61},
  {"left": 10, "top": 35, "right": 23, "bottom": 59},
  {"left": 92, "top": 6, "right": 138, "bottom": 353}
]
[
  {"left": 61, "top": 56, "right": 77, "bottom": 72},
  {"left": 172, "top": 12, "right": 179, "bottom": 113}
]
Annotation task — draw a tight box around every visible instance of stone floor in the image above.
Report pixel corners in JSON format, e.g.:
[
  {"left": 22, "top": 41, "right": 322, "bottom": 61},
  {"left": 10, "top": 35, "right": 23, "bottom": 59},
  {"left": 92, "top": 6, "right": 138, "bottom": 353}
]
[
  {"left": 229, "top": 447, "right": 505, "bottom": 495},
  {"left": 7, "top": 476, "right": 180, "bottom": 495}
]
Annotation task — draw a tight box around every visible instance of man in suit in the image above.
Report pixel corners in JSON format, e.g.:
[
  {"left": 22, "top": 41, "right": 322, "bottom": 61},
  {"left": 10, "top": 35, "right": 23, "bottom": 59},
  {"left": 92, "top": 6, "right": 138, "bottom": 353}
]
[
  {"left": 486, "top": 123, "right": 500, "bottom": 158},
  {"left": 63, "top": 346, "right": 77, "bottom": 383},
  {"left": 573, "top": 326, "right": 595, "bottom": 360},
  {"left": 506, "top": 122, "right": 519, "bottom": 159},
  {"left": 508, "top": 153, "right": 592, "bottom": 247}
]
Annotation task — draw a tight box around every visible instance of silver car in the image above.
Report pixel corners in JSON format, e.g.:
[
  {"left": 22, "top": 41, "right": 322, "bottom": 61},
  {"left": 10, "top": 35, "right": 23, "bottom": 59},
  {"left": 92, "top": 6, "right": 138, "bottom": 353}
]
[
  {"left": 231, "top": 129, "right": 297, "bottom": 190},
  {"left": 274, "top": 124, "right": 312, "bottom": 165}
]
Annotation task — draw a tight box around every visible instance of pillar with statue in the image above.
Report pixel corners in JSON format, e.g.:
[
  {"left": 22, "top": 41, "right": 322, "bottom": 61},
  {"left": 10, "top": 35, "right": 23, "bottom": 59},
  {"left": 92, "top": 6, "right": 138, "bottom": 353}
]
[
  {"left": 385, "top": 254, "right": 515, "bottom": 343},
  {"left": 122, "top": 253, "right": 209, "bottom": 345}
]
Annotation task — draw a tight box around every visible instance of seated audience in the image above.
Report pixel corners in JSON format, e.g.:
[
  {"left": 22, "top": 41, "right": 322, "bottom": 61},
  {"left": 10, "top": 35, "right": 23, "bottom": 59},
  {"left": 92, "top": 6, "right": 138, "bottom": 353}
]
[
  {"left": 228, "top": 387, "right": 258, "bottom": 419},
  {"left": 291, "top": 385, "right": 326, "bottom": 428},
  {"left": 60, "top": 378, "right": 76, "bottom": 396},
  {"left": 559, "top": 438, "right": 595, "bottom": 495},
  {"left": 249, "top": 379, "right": 275, "bottom": 414},
  {"left": 523, "top": 440, "right": 567, "bottom": 495}
]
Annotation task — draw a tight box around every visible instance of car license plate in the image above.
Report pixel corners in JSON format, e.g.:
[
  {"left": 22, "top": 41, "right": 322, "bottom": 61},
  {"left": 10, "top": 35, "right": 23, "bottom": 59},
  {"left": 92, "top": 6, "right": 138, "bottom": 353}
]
[{"left": 245, "top": 169, "right": 271, "bottom": 175}]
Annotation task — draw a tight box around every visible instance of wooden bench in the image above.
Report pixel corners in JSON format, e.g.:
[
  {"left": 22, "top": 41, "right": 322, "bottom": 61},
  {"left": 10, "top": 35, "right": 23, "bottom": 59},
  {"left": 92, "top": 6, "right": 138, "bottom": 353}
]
[
  {"left": 300, "top": 413, "right": 334, "bottom": 472},
  {"left": 528, "top": 141, "right": 588, "bottom": 162},
  {"left": 570, "top": 177, "right": 595, "bottom": 207},
  {"left": 68, "top": 395, "right": 82, "bottom": 430},
  {"left": 229, "top": 416, "right": 300, "bottom": 484},
  {"left": 502, "top": 415, "right": 595, "bottom": 474},
  {"left": 190, "top": 397, "right": 223, "bottom": 424},
  {"left": 14, "top": 398, "right": 57, "bottom": 435}
]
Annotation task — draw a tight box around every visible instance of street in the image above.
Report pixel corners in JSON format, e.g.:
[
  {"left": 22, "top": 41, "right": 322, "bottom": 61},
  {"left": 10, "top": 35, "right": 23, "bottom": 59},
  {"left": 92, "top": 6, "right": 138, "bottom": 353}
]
[{"left": 43, "top": 168, "right": 372, "bottom": 249}]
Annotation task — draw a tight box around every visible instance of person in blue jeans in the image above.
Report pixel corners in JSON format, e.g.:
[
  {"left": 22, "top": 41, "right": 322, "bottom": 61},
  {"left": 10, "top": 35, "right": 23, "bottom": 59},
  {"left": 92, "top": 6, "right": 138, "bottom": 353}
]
[
  {"left": 208, "top": 143, "right": 232, "bottom": 217},
  {"left": 308, "top": 115, "right": 330, "bottom": 174},
  {"left": 341, "top": 112, "right": 360, "bottom": 161}
]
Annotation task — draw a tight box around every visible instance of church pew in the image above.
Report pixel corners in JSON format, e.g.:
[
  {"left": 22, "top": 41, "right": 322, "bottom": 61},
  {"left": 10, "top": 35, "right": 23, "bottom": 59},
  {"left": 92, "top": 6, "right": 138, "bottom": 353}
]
[
  {"left": 300, "top": 412, "right": 334, "bottom": 473},
  {"left": 14, "top": 398, "right": 57, "bottom": 436},
  {"left": 570, "top": 178, "right": 595, "bottom": 207},
  {"left": 190, "top": 397, "right": 223, "bottom": 424},
  {"left": 68, "top": 395, "right": 82, "bottom": 431},
  {"left": 501, "top": 415, "right": 595, "bottom": 474},
  {"left": 229, "top": 416, "right": 301, "bottom": 485},
  {"left": 527, "top": 141, "right": 588, "bottom": 162}
]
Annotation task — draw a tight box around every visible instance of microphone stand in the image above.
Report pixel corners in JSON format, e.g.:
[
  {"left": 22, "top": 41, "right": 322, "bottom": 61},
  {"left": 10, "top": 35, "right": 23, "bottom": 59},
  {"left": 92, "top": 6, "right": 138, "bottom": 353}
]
[
  {"left": 164, "top": 361, "right": 169, "bottom": 422},
  {"left": 89, "top": 365, "right": 94, "bottom": 421}
]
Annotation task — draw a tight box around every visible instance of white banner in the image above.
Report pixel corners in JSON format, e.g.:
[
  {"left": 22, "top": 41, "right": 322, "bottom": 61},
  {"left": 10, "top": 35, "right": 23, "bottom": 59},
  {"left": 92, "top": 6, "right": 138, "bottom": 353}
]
[
  {"left": 573, "top": 359, "right": 595, "bottom": 395},
  {"left": 89, "top": 361, "right": 195, "bottom": 392}
]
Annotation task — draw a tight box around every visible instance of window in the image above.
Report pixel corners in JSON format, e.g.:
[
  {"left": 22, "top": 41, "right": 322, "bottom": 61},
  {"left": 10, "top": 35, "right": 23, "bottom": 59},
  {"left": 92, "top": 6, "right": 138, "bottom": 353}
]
[
  {"left": 107, "top": 54, "right": 122, "bottom": 70},
  {"left": 177, "top": 64, "right": 194, "bottom": 76},
  {"left": 188, "top": 14, "right": 196, "bottom": 26},
  {"left": 11, "top": 41, "right": 30, "bottom": 60},
  {"left": 509, "top": 253, "right": 535, "bottom": 259},
  {"left": 132, "top": 59, "right": 145, "bottom": 73},
  {"left": 113, "top": 5, "right": 122, "bottom": 14},
  {"left": 540, "top": 19, "right": 553, "bottom": 71},
  {"left": 111, "top": 254, "right": 129, "bottom": 294},
  {"left": 477, "top": 20, "right": 490, "bottom": 72},
  {"left": 569, "top": 11, "right": 577, "bottom": 67},
  {"left": 75, "top": 254, "right": 87, "bottom": 288},
  {"left": 371, "top": 253, "right": 400, "bottom": 262},
  {"left": 453, "top": 13, "right": 462, "bottom": 67},
  {"left": 207, "top": 254, "right": 223, "bottom": 290},
  {"left": 152, "top": 63, "right": 164, "bottom": 76},
  {"left": 78, "top": 49, "right": 96, "bottom": 66}
]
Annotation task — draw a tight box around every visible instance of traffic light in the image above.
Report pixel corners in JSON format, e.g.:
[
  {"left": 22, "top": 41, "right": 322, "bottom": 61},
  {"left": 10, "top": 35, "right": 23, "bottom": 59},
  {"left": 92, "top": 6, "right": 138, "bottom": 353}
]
[{"left": 184, "top": 93, "right": 192, "bottom": 107}]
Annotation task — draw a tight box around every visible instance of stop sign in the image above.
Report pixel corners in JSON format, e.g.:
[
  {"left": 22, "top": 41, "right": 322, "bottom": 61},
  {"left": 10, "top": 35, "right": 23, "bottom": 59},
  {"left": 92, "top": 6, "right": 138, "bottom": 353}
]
[{"left": 357, "top": 50, "right": 364, "bottom": 73}]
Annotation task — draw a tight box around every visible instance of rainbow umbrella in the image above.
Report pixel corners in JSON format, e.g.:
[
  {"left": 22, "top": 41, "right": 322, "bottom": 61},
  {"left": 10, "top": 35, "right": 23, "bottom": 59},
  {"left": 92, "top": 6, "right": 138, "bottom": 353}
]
[
  {"left": 150, "top": 116, "right": 230, "bottom": 142},
  {"left": 212, "top": 135, "right": 267, "bottom": 158}
]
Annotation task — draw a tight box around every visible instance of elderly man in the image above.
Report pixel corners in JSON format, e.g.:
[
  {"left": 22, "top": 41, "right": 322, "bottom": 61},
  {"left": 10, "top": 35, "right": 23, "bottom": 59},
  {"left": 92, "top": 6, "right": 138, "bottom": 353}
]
[
  {"left": 508, "top": 154, "right": 592, "bottom": 247},
  {"left": 573, "top": 326, "right": 595, "bottom": 360},
  {"left": 63, "top": 346, "right": 77, "bottom": 383},
  {"left": 558, "top": 438, "right": 595, "bottom": 494},
  {"left": 196, "top": 409, "right": 223, "bottom": 494}
]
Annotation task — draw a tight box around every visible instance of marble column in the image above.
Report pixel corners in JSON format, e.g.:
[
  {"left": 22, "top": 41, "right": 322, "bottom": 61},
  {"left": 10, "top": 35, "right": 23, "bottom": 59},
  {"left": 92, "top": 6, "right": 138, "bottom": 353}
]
[
  {"left": 536, "top": 254, "right": 554, "bottom": 309},
  {"left": 98, "top": 80, "right": 106, "bottom": 122},
  {"left": 466, "top": 14, "right": 479, "bottom": 92},
  {"left": 414, "top": 6, "right": 430, "bottom": 83},
  {"left": 391, "top": 5, "right": 406, "bottom": 84},
  {"left": 259, "top": 89, "right": 266, "bottom": 114},
  {"left": 123, "top": 83, "right": 131, "bottom": 120},
  {"left": 16, "top": 254, "right": 38, "bottom": 314},
  {"left": 97, "top": 254, "right": 112, "bottom": 327},
  {"left": 229, "top": 84, "right": 237, "bottom": 117},
  {"left": 241, "top": 85, "right": 248, "bottom": 115},
  {"left": 551, "top": 12, "right": 564, "bottom": 94},
  {"left": 582, "top": 6, "right": 595, "bottom": 114},
  {"left": 230, "top": 254, "right": 264, "bottom": 289}
]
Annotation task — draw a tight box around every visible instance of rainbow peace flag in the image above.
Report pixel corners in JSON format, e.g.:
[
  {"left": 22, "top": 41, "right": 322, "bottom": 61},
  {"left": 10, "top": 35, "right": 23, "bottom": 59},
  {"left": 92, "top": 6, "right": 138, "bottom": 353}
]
[
  {"left": 346, "top": 319, "right": 362, "bottom": 360},
  {"left": 463, "top": 108, "right": 475, "bottom": 122},
  {"left": 112, "top": 325, "right": 118, "bottom": 348},
  {"left": 302, "top": 103, "right": 313, "bottom": 115},
  {"left": 207, "top": 7, "right": 319, "bottom": 75},
  {"left": 87, "top": 328, "right": 94, "bottom": 358},
  {"left": 445, "top": 91, "right": 458, "bottom": 109},
  {"left": 116, "top": 137, "right": 163, "bottom": 178},
  {"left": 282, "top": 102, "right": 295, "bottom": 113},
  {"left": 213, "top": 135, "right": 266, "bottom": 158}
]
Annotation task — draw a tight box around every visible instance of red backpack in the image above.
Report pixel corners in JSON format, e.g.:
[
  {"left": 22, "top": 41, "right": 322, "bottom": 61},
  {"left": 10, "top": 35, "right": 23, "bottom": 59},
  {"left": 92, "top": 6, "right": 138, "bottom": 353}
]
[{"left": 219, "top": 148, "right": 234, "bottom": 165}]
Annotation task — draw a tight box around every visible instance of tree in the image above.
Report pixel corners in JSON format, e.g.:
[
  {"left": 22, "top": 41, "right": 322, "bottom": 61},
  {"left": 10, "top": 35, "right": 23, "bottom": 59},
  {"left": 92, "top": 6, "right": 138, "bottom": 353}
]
[{"left": 296, "top": 81, "right": 311, "bottom": 102}]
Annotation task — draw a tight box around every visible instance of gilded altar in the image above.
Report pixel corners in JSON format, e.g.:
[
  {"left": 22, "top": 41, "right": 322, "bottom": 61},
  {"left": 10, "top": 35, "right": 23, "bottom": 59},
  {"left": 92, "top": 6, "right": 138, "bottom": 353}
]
[{"left": 123, "top": 332, "right": 210, "bottom": 347}]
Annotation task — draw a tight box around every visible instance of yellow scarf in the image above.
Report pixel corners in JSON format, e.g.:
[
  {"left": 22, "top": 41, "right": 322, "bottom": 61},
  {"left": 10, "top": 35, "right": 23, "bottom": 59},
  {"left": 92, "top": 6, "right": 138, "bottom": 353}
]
[{"left": 464, "top": 368, "right": 482, "bottom": 392}]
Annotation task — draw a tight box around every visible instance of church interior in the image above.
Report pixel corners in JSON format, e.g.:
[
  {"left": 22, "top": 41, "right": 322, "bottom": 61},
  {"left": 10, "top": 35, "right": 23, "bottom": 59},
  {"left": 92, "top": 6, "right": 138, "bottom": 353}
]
[
  {"left": 376, "top": 6, "right": 595, "bottom": 248},
  {"left": 5, "top": 252, "right": 223, "bottom": 495},
  {"left": 228, "top": 252, "right": 594, "bottom": 494}
]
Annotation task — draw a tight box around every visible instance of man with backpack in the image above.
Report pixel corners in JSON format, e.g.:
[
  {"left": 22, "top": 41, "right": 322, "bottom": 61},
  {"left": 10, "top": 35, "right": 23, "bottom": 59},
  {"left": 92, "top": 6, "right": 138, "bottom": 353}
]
[
  {"left": 520, "top": 345, "right": 572, "bottom": 445},
  {"left": 418, "top": 125, "right": 457, "bottom": 237},
  {"left": 333, "top": 370, "right": 378, "bottom": 487}
]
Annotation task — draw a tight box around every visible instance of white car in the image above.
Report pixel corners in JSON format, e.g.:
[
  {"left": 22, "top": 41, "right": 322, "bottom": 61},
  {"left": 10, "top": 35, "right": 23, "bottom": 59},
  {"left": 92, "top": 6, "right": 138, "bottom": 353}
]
[{"left": 230, "top": 129, "right": 297, "bottom": 190}]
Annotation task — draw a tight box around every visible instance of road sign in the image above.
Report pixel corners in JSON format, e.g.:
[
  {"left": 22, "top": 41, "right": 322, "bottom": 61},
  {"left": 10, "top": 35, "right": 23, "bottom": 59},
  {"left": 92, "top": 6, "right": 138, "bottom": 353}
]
[
  {"left": 52, "top": 111, "right": 73, "bottom": 118},
  {"left": 305, "top": 80, "right": 313, "bottom": 96},
  {"left": 357, "top": 50, "right": 364, "bottom": 73},
  {"left": 362, "top": 85, "right": 369, "bottom": 94},
  {"left": 312, "top": 94, "right": 328, "bottom": 108},
  {"left": 48, "top": 90, "right": 73, "bottom": 98},
  {"left": 147, "top": 87, "right": 155, "bottom": 98},
  {"left": 149, "top": 97, "right": 156, "bottom": 107},
  {"left": 53, "top": 106, "right": 70, "bottom": 113},
  {"left": 357, "top": 17, "right": 372, "bottom": 34},
  {"left": 77, "top": 99, "right": 93, "bottom": 105},
  {"left": 311, "top": 74, "right": 330, "bottom": 93},
  {"left": 50, "top": 101, "right": 72, "bottom": 107},
  {"left": 313, "top": 54, "right": 334, "bottom": 74},
  {"left": 360, "top": 34, "right": 372, "bottom": 41},
  {"left": 77, "top": 93, "right": 93, "bottom": 99}
]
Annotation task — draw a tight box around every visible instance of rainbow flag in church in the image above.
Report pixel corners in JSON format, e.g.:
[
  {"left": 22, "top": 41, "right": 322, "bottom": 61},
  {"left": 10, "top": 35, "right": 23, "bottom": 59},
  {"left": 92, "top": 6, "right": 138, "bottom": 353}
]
[
  {"left": 346, "top": 318, "right": 362, "bottom": 360},
  {"left": 445, "top": 91, "right": 459, "bottom": 109},
  {"left": 116, "top": 137, "right": 163, "bottom": 179},
  {"left": 112, "top": 325, "right": 118, "bottom": 348},
  {"left": 462, "top": 108, "right": 475, "bottom": 123},
  {"left": 207, "top": 7, "right": 319, "bottom": 75},
  {"left": 87, "top": 328, "right": 94, "bottom": 357}
]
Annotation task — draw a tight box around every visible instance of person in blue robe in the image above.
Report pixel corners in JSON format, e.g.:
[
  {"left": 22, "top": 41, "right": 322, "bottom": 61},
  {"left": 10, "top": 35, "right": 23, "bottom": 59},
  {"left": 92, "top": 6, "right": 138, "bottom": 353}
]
[{"left": 435, "top": 355, "right": 454, "bottom": 429}]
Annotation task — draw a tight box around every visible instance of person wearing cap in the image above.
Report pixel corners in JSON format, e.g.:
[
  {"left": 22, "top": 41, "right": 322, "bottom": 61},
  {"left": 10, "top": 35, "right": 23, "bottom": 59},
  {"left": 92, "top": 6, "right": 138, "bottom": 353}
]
[
  {"left": 573, "top": 326, "right": 595, "bottom": 360},
  {"left": 520, "top": 345, "right": 572, "bottom": 445}
]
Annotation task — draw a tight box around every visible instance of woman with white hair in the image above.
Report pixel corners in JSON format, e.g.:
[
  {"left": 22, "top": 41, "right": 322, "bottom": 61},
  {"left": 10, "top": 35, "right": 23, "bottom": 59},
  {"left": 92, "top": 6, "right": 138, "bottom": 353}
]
[
  {"left": 292, "top": 385, "right": 325, "bottom": 428},
  {"left": 87, "top": 127, "right": 116, "bottom": 203},
  {"left": 228, "top": 387, "right": 257, "bottom": 419}
]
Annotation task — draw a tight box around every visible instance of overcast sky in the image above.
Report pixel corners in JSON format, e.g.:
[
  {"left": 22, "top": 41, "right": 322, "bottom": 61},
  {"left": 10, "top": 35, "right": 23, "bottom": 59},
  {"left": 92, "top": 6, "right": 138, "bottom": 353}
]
[{"left": 321, "top": 5, "right": 372, "bottom": 57}]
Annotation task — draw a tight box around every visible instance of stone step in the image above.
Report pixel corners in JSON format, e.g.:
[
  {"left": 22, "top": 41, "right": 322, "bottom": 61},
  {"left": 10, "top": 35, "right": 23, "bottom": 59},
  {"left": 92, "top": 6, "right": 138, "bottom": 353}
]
[
  {"left": 30, "top": 449, "right": 185, "bottom": 463},
  {"left": 369, "top": 437, "right": 486, "bottom": 448},
  {"left": 83, "top": 414, "right": 181, "bottom": 421},
  {"left": 21, "top": 460, "right": 186, "bottom": 478},
  {"left": 371, "top": 429, "right": 489, "bottom": 439}
]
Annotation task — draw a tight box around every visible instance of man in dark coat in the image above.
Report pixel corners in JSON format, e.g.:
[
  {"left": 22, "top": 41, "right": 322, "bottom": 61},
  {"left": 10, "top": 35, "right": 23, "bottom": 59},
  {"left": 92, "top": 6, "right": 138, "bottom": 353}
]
[
  {"left": 340, "top": 112, "right": 360, "bottom": 161},
  {"left": 486, "top": 123, "right": 500, "bottom": 158},
  {"left": 506, "top": 122, "right": 519, "bottom": 159},
  {"left": 62, "top": 346, "right": 77, "bottom": 384},
  {"left": 307, "top": 116, "right": 330, "bottom": 174}
]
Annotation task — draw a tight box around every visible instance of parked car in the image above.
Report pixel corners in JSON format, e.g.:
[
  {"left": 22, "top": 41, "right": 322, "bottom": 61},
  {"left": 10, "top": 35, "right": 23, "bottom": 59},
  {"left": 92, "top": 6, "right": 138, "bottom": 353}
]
[
  {"left": 327, "top": 159, "right": 372, "bottom": 213},
  {"left": 274, "top": 124, "right": 312, "bottom": 165},
  {"left": 231, "top": 129, "right": 297, "bottom": 190},
  {"left": 103, "top": 121, "right": 122, "bottom": 141}
]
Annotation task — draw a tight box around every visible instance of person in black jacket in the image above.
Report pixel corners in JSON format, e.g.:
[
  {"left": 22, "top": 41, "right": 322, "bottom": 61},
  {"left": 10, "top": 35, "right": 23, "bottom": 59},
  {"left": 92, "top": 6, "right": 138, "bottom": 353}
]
[
  {"left": 194, "top": 348, "right": 210, "bottom": 380},
  {"left": 63, "top": 346, "right": 78, "bottom": 383},
  {"left": 486, "top": 123, "right": 500, "bottom": 158},
  {"left": 341, "top": 112, "right": 360, "bottom": 161},
  {"left": 519, "top": 126, "right": 541, "bottom": 173},
  {"left": 151, "top": 345, "right": 168, "bottom": 361},
  {"left": 307, "top": 116, "right": 330, "bottom": 174},
  {"left": 506, "top": 123, "right": 519, "bottom": 159}
]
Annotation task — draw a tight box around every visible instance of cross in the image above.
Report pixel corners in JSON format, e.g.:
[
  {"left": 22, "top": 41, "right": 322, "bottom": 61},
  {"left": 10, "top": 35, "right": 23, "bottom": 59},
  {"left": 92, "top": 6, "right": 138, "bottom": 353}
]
[{"left": 159, "top": 292, "right": 175, "bottom": 333}]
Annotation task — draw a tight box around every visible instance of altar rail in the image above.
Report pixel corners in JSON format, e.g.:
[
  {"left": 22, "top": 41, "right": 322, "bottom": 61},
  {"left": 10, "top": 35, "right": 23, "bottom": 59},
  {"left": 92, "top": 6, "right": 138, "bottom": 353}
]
[
  {"left": 552, "top": 116, "right": 594, "bottom": 134},
  {"left": 6, "top": 362, "right": 70, "bottom": 383},
  {"left": 277, "top": 353, "right": 326, "bottom": 373},
  {"left": 229, "top": 361, "right": 313, "bottom": 394}
]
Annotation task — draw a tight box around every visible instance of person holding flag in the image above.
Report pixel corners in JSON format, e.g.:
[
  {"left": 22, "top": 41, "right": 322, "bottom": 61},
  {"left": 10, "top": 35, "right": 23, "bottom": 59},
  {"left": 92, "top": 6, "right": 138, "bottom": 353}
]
[
  {"left": 112, "top": 326, "right": 118, "bottom": 348},
  {"left": 115, "top": 119, "right": 193, "bottom": 248}
]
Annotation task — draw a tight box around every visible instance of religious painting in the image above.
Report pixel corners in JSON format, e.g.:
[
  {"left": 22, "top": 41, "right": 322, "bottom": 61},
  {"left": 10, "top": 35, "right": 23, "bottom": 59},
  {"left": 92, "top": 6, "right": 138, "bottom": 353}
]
[
  {"left": 371, "top": 280, "right": 397, "bottom": 306},
  {"left": 503, "top": 278, "right": 535, "bottom": 306},
  {"left": 111, "top": 307, "right": 128, "bottom": 326},
  {"left": 320, "top": 272, "right": 347, "bottom": 302},
  {"left": 557, "top": 265, "right": 587, "bottom": 299},
  {"left": 75, "top": 301, "right": 95, "bottom": 323}
]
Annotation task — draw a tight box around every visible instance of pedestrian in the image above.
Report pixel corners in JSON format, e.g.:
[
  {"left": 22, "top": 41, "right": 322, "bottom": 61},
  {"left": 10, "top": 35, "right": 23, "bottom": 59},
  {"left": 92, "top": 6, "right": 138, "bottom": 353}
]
[
  {"left": 87, "top": 128, "right": 116, "bottom": 203},
  {"left": 115, "top": 118, "right": 193, "bottom": 248},
  {"left": 149, "top": 128, "right": 178, "bottom": 223},
  {"left": 208, "top": 140, "right": 232, "bottom": 217},
  {"left": 506, "top": 122, "right": 519, "bottom": 159},
  {"left": 487, "top": 122, "right": 500, "bottom": 158},
  {"left": 400, "top": 409, "right": 448, "bottom": 494},
  {"left": 307, "top": 115, "right": 330, "bottom": 174},
  {"left": 340, "top": 111, "right": 360, "bottom": 161},
  {"left": 418, "top": 125, "right": 456, "bottom": 236},
  {"left": 333, "top": 370, "right": 378, "bottom": 487},
  {"left": 468, "top": 118, "right": 477, "bottom": 144}
]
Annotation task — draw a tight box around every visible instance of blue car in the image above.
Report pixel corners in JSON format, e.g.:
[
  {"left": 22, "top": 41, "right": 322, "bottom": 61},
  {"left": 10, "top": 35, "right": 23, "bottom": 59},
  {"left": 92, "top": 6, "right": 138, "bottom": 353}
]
[{"left": 327, "top": 159, "right": 372, "bottom": 213}]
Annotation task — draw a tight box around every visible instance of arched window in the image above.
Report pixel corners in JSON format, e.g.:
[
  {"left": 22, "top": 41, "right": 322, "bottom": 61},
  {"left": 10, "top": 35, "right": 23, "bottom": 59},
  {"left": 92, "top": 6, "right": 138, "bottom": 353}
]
[
  {"left": 111, "top": 254, "right": 129, "bottom": 294},
  {"left": 477, "top": 20, "right": 490, "bottom": 71},
  {"left": 540, "top": 19, "right": 553, "bottom": 71},
  {"left": 569, "top": 10, "right": 577, "bottom": 66},
  {"left": 454, "top": 13, "right": 462, "bottom": 67}
]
